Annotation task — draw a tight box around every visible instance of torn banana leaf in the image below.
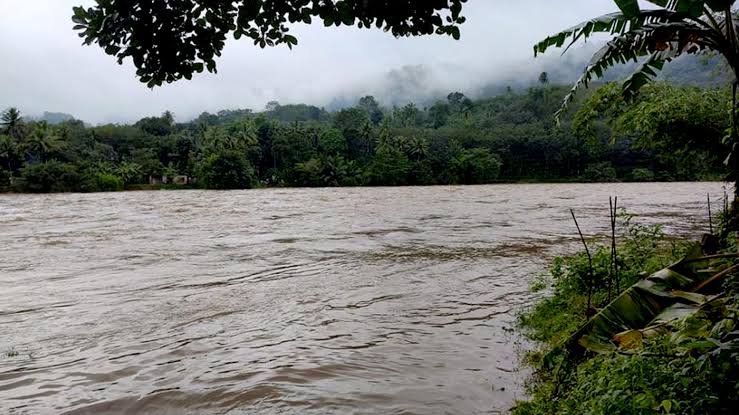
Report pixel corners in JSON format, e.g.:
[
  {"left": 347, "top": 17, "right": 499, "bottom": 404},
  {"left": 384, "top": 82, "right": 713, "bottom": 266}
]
[{"left": 559, "top": 253, "right": 737, "bottom": 356}]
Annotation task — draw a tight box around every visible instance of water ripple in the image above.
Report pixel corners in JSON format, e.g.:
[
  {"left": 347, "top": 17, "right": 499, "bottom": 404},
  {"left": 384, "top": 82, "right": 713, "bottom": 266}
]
[{"left": 0, "top": 182, "right": 726, "bottom": 414}]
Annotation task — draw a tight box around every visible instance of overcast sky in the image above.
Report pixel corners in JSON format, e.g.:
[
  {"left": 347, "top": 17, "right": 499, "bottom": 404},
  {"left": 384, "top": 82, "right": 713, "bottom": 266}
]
[{"left": 0, "top": 0, "right": 619, "bottom": 124}]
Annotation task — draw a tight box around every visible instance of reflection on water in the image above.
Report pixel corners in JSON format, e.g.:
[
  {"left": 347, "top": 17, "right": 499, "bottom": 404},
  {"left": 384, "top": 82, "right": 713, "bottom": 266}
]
[{"left": 0, "top": 182, "right": 728, "bottom": 414}]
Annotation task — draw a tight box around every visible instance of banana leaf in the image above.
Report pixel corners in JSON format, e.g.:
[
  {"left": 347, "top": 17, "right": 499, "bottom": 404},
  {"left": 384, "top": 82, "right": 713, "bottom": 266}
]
[{"left": 559, "top": 252, "right": 737, "bottom": 357}]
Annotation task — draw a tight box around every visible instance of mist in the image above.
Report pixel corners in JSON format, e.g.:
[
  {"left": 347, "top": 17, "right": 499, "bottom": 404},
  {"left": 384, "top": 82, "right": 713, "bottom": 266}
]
[{"left": 0, "top": 0, "right": 619, "bottom": 124}]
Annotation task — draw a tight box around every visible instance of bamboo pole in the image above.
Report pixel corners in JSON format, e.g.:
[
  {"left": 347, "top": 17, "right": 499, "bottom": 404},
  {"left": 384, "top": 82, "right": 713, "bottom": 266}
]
[
  {"left": 610, "top": 196, "right": 619, "bottom": 296},
  {"left": 571, "top": 209, "right": 594, "bottom": 313},
  {"left": 708, "top": 193, "right": 714, "bottom": 234}
]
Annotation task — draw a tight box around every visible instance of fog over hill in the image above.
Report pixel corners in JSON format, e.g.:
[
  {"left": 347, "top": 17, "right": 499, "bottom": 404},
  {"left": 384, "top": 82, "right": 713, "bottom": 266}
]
[
  {"left": 322, "top": 46, "right": 727, "bottom": 112},
  {"left": 24, "top": 111, "right": 77, "bottom": 125},
  {"left": 35, "top": 48, "right": 725, "bottom": 125}
]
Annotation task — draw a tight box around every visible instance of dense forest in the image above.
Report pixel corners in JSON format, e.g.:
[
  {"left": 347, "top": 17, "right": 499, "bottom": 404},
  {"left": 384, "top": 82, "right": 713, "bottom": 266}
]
[{"left": 0, "top": 80, "right": 730, "bottom": 193}]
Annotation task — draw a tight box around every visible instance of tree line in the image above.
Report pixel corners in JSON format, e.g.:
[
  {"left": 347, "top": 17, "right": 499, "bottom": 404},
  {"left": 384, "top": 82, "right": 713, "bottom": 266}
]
[{"left": 0, "top": 82, "right": 729, "bottom": 193}]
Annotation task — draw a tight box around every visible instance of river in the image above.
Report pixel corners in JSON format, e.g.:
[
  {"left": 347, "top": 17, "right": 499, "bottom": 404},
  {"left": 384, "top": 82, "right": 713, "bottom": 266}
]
[{"left": 0, "top": 182, "right": 728, "bottom": 414}]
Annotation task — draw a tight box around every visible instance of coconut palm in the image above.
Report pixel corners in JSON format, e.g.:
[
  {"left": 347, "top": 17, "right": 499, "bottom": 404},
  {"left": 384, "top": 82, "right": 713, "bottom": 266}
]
[
  {"left": 203, "top": 126, "right": 230, "bottom": 151},
  {"left": 390, "top": 135, "right": 408, "bottom": 151},
  {"left": 1, "top": 108, "right": 25, "bottom": 140},
  {"left": 375, "top": 121, "right": 393, "bottom": 149},
  {"left": 321, "top": 155, "right": 349, "bottom": 186},
  {"left": 226, "top": 120, "right": 258, "bottom": 149},
  {"left": 24, "top": 122, "right": 61, "bottom": 162},
  {"left": 0, "top": 134, "right": 18, "bottom": 171},
  {"left": 405, "top": 136, "right": 429, "bottom": 161},
  {"left": 359, "top": 121, "right": 374, "bottom": 157}
]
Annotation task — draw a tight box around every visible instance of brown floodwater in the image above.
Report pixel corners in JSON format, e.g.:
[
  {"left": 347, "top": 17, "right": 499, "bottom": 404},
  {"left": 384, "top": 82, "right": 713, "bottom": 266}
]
[{"left": 0, "top": 182, "right": 729, "bottom": 414}]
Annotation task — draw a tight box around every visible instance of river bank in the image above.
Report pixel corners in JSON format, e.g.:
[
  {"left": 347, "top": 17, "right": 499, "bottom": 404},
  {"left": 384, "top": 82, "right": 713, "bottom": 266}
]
[
  {"left": 1, "top": 176, "right": 727, "bottom": 194},
  {"left": 512, "top": 213, "right": 739, "bottom": 414}
]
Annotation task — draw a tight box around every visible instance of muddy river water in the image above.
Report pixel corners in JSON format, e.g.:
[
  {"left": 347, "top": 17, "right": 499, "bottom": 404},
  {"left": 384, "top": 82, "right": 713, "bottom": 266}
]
[{"left": 0, "top": 182, "right": 728, "bottom": 414}]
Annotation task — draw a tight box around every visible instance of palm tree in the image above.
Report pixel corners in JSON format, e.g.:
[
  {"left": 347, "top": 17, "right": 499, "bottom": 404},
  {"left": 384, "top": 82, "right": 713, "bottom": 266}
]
[
  {"left": 1, "top": 108, "right": 24, "bottom": 140},
  {"left": 24, "top": 122, "right": 61, "bottom": 162},
  {"left": 405, "top": 136, "right": 429, "bottom": 161},
  {"left": 227, "top": 120, "right": 258, "bottom": 149},
  {"left": 321, "top": 155, "right": 348, "bottom": 186},
  {"left": 375, "top": 120, "right": 393, "bottom": 149},
  {"left": 359, "top": 121, "right": 374, "bottom": 157},
  {"left": 0, "top": 135, "right": 18, "bottom": 171},
  {"left": 203, "top": 126, "right": 229, "bottom": 151},
  {"left": 391, "top": 135, "right": 409, "bottom": 152}
]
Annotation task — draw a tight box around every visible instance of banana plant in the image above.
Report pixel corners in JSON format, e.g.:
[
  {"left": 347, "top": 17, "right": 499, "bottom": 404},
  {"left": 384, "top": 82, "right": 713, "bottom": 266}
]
[
  {"left": 536, "top": 0, "right": 737, "bottom": 122},
  {"left": 536, "top": 0, "right": 739, "bottom": 207}
]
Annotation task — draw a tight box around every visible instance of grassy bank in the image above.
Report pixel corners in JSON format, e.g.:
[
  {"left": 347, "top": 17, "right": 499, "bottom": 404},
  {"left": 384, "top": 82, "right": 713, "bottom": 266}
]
[{"left": 513, "top": 215, "right": 739, "bottom": 414}]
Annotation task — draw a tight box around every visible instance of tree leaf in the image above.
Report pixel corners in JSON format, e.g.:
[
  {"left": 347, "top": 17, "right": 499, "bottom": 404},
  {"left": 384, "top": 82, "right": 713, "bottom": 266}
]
[
  {"left": 283, "top": 34, "right": 298, "bottom": 45},
  {"left": 676, "top": 0, "right": 706, "bottom": 17},
  {"left": 615, "top": 0, "right": 641, "bottom": 17},
  {"left": 73, "top": 0, "right": 471, "bottom": 85},
  {"left": 104, "top": 45, "right": 121, "bottom": 55},
  {"left": 450, "top": 26, "right": 460, "bottom": 40}
]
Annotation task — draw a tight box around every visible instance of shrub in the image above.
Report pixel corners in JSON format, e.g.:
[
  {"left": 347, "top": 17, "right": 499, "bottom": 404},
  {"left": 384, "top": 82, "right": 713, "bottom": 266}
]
[
  {"left": 364, "top": 145, "right": 411, "bottom": 186},
  {"left": 94, "top": 173, "right": 124, "bottom": 192},
  {"left": 581, "top": 162, "right": 618, "bottom": 182},
  {"left": 447, "top": 147, "right": 502, "bottom": 184},
  {"left": 0, "top": 168, "right": 10, "bottom": 188},
  {"left": 19, "top": 161, "right": 80, "bottom": 192},
  {"left": 632, "top": 167, "right": 656, "bottom": 182},
  {"left": 197, "top": 151, "right": 256, "bottom": 189}
]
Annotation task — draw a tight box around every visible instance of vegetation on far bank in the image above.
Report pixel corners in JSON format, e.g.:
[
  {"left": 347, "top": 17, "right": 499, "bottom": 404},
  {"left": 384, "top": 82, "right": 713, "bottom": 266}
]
[
  {"left": 0, "top": 81, "right": 729, "bottom": 194},
  {"left": 513, "top": 213, "right": 739, "bottom": 414}
]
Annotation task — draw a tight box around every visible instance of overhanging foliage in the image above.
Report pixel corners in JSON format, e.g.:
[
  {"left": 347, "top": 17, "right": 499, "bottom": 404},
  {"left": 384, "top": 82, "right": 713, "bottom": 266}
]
[
  {"left": 535, "top": 0, "right": 738, "bottom": 123},
  {"left": 72, "top": 0, "right": 468, "bottom": 87}
]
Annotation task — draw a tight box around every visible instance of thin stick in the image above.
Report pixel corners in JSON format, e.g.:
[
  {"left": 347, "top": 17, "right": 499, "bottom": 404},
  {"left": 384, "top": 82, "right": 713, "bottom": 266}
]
[
  {"left": 571, "top": 209, "right": 594, "bottom": 313},
  {"left": 611, "top": 197, "right": 619, "bottom": 295},
  {"left": 607, "top": 197, "right": 614, "bottom": 302},
  {"left": 708, "top": 193, "right": 714, "bottom": 234},
  {"left": 725, "top": 190, "right": 729, "bottom": 217}
]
